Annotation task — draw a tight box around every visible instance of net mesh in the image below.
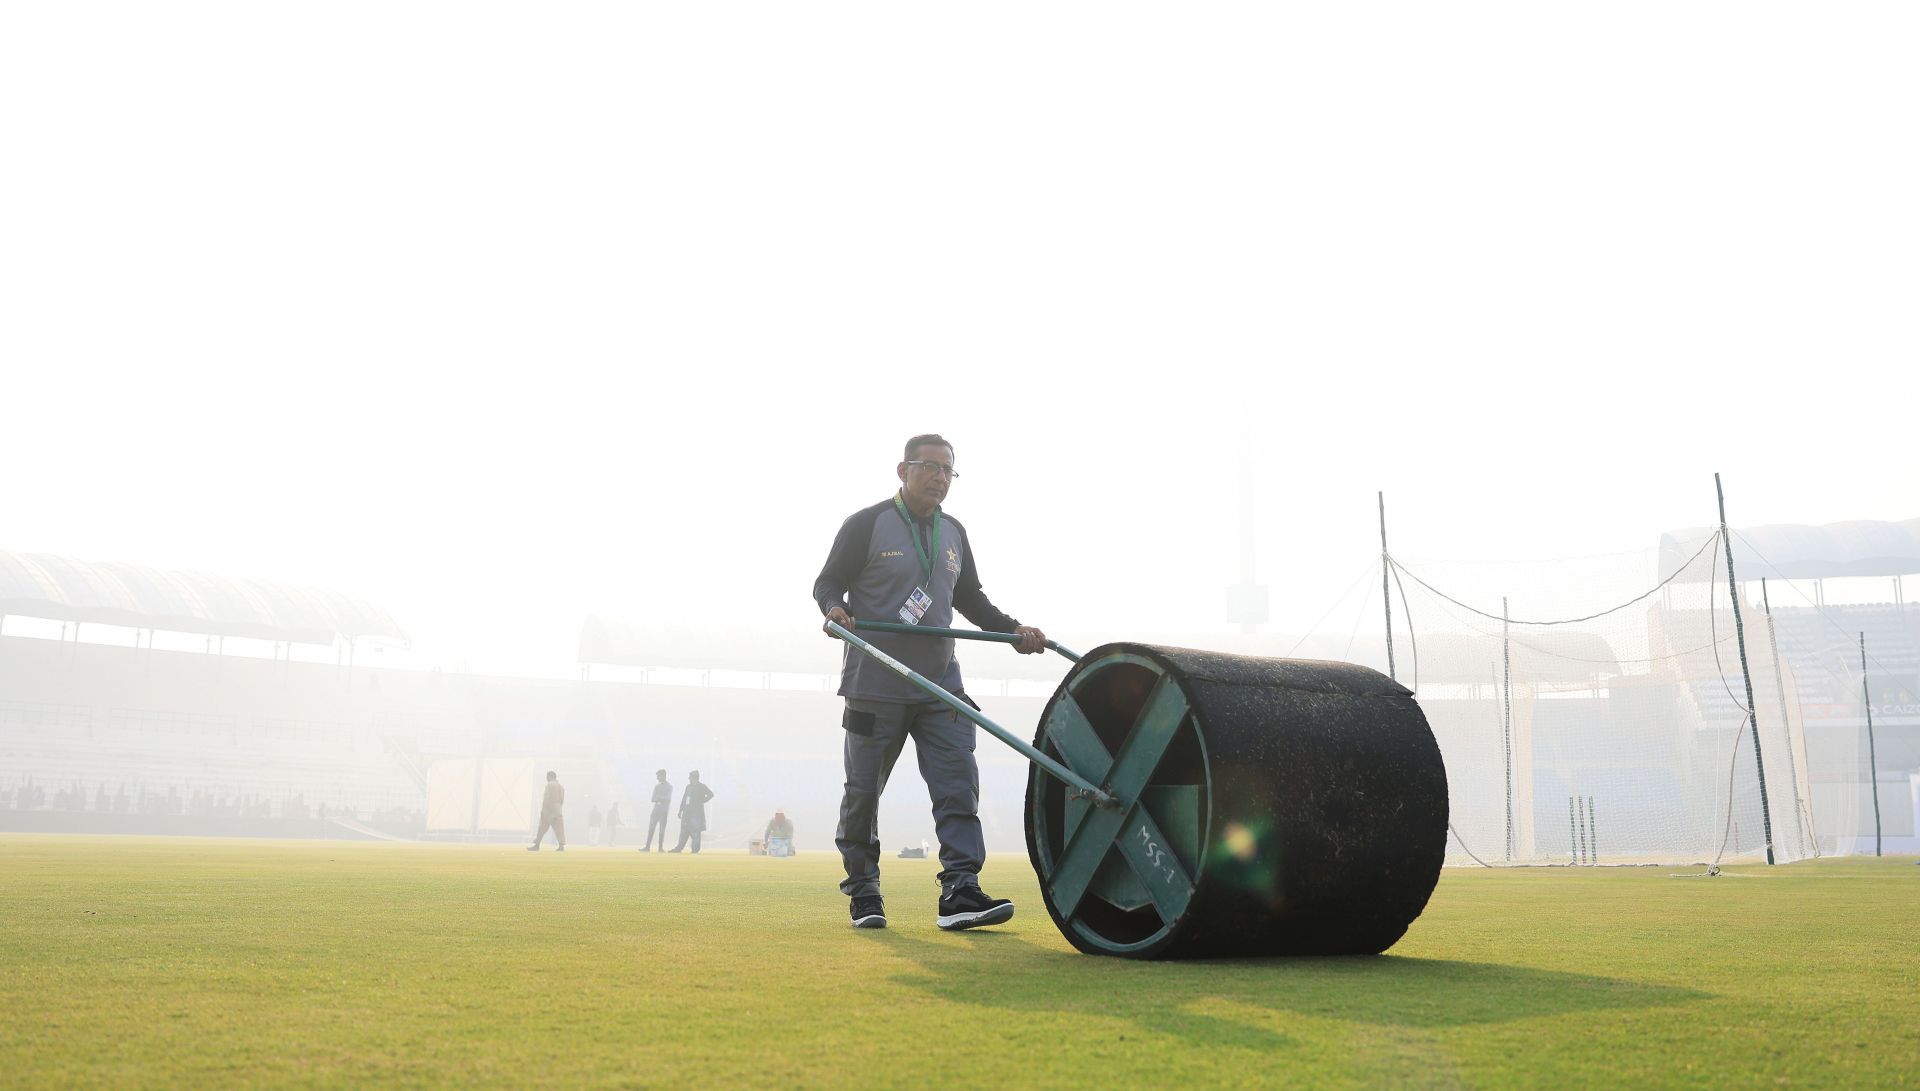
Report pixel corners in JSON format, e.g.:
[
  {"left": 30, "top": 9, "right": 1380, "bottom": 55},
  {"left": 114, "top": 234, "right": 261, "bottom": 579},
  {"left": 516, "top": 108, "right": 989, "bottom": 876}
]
[{"left": 1384, "top": 529, "right": 1902, "bottom": 866}]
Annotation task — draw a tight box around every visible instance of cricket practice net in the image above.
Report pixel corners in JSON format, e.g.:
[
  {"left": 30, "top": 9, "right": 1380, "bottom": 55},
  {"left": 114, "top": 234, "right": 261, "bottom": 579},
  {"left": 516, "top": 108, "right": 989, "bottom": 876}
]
[{"left": 1385, "top": 529, "right": 1891, "bottom": 867}]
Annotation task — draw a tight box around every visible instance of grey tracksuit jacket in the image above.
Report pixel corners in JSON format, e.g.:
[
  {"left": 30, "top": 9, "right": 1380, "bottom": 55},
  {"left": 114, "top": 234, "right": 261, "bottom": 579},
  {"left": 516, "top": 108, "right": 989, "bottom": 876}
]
[{"left": 812, "top": 495, "right": 1021, "bottom": 702}]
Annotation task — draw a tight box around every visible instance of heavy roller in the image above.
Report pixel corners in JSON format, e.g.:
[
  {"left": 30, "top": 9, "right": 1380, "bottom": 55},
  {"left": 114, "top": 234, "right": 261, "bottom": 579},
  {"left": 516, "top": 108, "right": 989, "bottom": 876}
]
[{"left": 827, "top": 619, "right": 1448, "bottom": 959}]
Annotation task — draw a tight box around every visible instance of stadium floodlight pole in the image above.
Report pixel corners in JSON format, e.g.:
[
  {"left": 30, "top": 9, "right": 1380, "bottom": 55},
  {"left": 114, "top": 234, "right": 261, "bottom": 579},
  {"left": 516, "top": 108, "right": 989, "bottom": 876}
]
[
  {"left": 1379, "top": 491, "right": 1396, "bottom": 682},
  {"left": 1715, "top": 473, "right": 1775, "bottom": 865},
  {"left": 1861, "top": 632, "right": 1882, "bottom": 857}
]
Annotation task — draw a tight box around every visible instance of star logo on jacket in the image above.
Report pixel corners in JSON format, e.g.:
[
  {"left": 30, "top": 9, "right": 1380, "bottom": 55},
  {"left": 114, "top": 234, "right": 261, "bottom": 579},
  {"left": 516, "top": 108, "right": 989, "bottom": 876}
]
[{"left": 945, "top": 547, "right": 961, "bottom": 574}]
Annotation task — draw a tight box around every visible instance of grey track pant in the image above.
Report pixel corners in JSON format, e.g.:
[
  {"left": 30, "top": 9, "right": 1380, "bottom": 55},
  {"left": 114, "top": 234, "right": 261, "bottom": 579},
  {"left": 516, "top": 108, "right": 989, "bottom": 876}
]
[{"left": 836, "top": 697, "right": 983, "bottom": 898}]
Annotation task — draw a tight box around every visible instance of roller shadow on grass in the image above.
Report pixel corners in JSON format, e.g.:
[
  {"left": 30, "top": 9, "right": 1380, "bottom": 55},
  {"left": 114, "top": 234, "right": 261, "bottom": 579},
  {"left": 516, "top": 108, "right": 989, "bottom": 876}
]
[{"left": 880, "top": 930, "right": 1709, "bottom": 1049}]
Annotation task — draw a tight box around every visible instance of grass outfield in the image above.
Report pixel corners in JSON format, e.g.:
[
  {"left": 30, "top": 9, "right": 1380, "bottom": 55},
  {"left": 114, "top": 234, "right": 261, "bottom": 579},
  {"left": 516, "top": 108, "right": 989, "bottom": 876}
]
[{"left": 3, "top": 837, "right": 1915, "bottom": 1088}]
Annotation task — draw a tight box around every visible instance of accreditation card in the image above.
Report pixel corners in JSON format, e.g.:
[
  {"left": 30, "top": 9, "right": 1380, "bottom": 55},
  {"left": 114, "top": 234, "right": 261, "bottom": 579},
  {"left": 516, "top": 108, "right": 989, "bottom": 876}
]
[{"left": 897, "top": 586, "right": 933, "bottom": 625}]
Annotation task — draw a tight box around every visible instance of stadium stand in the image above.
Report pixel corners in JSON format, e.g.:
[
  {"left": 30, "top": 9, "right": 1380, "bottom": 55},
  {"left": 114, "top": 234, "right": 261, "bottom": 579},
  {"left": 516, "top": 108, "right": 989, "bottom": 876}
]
[{"left": 5, "top": 530, "right": 1910, "bottom": 859}]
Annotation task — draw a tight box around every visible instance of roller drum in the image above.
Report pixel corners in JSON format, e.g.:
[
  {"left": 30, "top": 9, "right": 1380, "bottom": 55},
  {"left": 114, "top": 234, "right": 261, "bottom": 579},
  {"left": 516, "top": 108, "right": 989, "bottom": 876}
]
[{"left": 1023, "top": 642, "right": 1447, "bottom": 959}]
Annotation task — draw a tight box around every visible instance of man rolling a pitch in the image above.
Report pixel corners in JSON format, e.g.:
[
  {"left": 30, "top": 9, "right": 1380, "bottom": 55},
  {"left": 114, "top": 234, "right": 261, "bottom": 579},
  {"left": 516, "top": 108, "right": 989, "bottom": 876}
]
[{"left": 814, "top": 433, "right": 1048, "bottom": 931}]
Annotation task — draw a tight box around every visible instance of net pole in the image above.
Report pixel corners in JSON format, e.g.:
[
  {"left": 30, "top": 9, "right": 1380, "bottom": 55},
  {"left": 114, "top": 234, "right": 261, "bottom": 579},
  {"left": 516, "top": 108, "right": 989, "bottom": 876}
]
[
  {"left": 1861, "top": 632, "right": 1882, "bottom": 857},
  {"left": 1502, "top": 595, "right": 1514, "bottom": 862},
  {"left": 1760, "top": 579, "right": 1810, "bottom": 858},
  {"left": 1716, "top": 473, "right": 1776, "bottom": 865},
  {"left": 1489, "top": 662, "right": 1506, "bottom": 860},
  {"left": 1379, "top": 491, "right": 1396, "bottom": 682}
]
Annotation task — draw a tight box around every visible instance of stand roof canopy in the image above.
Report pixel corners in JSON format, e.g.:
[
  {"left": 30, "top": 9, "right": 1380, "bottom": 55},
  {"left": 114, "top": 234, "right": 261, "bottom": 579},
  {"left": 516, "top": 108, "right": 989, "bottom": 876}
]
[
  {"left": 0, "top": 550, "right": 405, "bottom": 646},
  {"left": 1659, "top": 518, "right": 1920, "bottom": 583}
]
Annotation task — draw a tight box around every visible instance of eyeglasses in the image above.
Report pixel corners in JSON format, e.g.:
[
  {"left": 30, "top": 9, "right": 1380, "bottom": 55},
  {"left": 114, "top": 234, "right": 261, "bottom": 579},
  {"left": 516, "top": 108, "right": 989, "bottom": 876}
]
[{"left": 904, "top": 459, "right": 959, "bottom": 479}]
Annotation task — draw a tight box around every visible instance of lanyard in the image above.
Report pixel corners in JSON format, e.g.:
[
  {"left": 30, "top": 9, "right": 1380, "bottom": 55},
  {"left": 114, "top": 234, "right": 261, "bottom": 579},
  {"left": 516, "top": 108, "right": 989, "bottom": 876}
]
[{"left": 893, "top": 493, "right": 942, "bottom": 586}]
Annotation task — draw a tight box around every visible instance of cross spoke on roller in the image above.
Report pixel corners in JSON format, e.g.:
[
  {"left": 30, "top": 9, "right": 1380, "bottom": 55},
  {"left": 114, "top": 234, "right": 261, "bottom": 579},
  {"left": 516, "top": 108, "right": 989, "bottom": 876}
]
[
  {"left": 1045, "top": 792, "right": 1134, "bottom": 920},
  {"left": 1043, "top": 695, "right": 1113, "bottom": 785},
  {"left": 1110, "top": 801, "right": 1196, "bottom": 926},
  {"left": 1102, "top": 674, "right": 1190, "bottom": 804}
]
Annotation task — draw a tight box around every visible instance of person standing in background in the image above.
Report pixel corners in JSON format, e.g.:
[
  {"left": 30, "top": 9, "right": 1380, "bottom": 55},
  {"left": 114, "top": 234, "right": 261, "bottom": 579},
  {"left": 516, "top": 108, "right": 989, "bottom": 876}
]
[
  {"left": 604, "top": 801, "right": 621, "bottom": 848},
  {"left": 527, "top": 770, "right": 566, "bottom": 852},
  {"left": 669, "top": 771, "right": 715, "bottom": 854},
  {"left": 639, "top": 769, "right": 672, "bottom": 851}
]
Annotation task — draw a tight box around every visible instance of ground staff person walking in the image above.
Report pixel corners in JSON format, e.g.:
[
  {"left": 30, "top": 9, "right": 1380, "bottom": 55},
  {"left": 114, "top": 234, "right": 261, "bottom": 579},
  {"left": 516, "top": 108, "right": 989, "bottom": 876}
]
[
  {"left": 813, "top": 434, "right": 1047, "bottom": 931},
  {"left": 527, "top": 771, "right": 565, "bottom": 851}
]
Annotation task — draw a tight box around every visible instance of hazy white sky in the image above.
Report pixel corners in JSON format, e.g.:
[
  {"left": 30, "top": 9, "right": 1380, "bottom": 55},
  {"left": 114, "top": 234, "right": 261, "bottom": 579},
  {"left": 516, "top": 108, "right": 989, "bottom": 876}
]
[{"left": 4, "top": 2, "right": 1914, "bottom": 674}]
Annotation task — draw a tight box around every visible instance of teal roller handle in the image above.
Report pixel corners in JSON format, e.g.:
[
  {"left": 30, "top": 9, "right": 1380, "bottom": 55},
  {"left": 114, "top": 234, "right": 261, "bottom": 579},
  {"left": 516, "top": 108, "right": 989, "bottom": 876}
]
[
  {"left": 827, "top": 620, "right": 1116, "bottom": 809},
  {"left": 850, "top": 619, "right": 1081, "bottom": 663}
]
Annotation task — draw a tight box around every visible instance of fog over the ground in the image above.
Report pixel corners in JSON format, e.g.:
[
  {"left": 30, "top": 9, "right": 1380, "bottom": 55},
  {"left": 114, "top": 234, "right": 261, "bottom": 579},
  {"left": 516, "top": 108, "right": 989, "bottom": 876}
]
[{"left": 4, "top": 1, "right": 1915, "bottom": 675}]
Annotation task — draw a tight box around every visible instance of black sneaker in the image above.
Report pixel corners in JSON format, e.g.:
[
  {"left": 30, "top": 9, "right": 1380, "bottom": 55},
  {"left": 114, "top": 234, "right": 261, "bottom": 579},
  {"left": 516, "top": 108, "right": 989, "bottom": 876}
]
[
  {"left": 849, "top": 895, "right": 887, "bottom": 929},
  {"left": 937, "top": 885, "right": 1014, "bottom": 931}
]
